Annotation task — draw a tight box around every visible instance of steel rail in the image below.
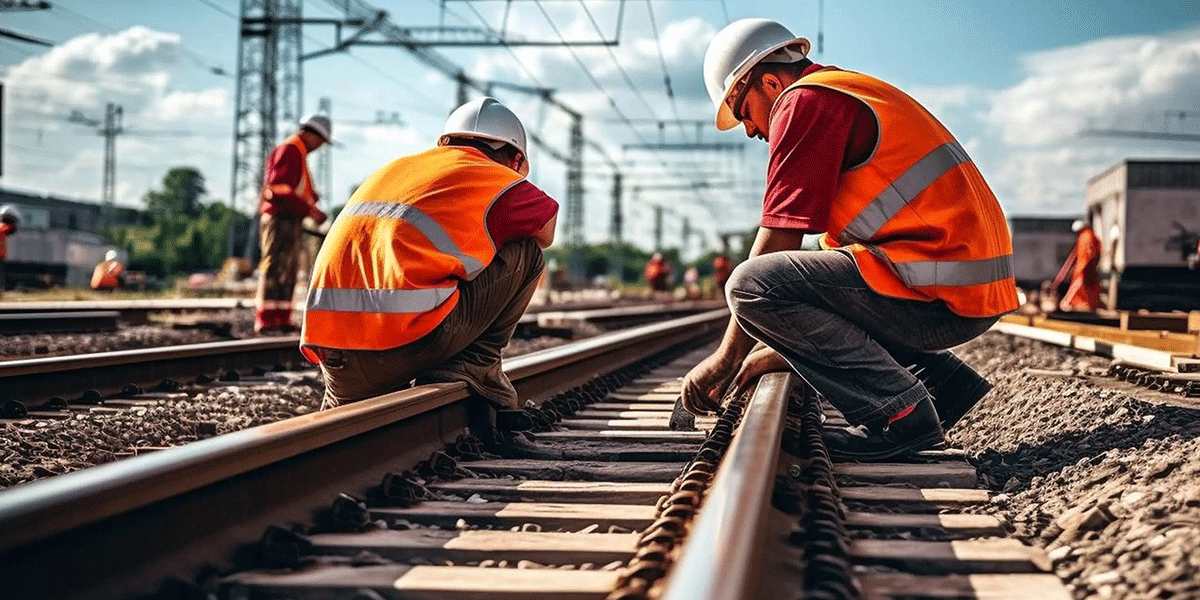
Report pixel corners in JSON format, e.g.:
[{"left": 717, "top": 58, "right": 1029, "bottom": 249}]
[
  {"left": 660, "top": 372, "right": 794, "bottom": 600},
  {"left": 0, "top": 309, "right": 728, "bottom": 600},
  {"left": 0, "top": 337, "right": 303, "bottom": 402},
  {"left": 0, "top": 310, "right": 119, "bottom": 334}
]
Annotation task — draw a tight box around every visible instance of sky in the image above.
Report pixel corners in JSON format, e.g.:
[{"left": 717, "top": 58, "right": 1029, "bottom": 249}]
[{"left": 2, "top": 0, "right": 1200, "bottom": 257}]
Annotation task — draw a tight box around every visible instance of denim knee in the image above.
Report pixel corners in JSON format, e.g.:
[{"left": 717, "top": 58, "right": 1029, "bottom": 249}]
[{"left": 725, "top": 256, "right": 773, "bottom": 313}]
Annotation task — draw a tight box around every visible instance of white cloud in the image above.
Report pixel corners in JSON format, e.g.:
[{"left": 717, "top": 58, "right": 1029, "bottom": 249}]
[
  {"left": 911, "top": 25, "right": 1200, "bottom": 216},
  {"left": 3, "top": 27, "right": 231, "bottom": 208}
]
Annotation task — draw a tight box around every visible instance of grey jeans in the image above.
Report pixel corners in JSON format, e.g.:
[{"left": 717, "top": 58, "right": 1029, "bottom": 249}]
[
  {"left": 726, "top": 248, "right": 997, "bottom": 425},
  {"left": 315, "top": 239, "right": 545, "bottom": 410}
]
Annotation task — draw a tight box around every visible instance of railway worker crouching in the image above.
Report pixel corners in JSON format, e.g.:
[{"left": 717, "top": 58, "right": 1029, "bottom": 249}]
[
  {"left": 0, "top": 205, "right": 19, "bottom": 298},
  {"left": 255, "top": 114, "right": 331, "bottom": 334},
  {"left": 682, "top": 19, "right": 1019, "bottom": 460},
  {"left": 301, "top": 98, "right": 559, "bottom": 411}
]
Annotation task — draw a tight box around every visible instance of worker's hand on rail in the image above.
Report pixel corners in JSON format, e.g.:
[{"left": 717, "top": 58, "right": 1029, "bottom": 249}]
[
  {"left": 732, "top": 346, "right": 791, "bottom": 394},
  {"left": 680, "top": 351, "right": 737, "bottom": 415}
]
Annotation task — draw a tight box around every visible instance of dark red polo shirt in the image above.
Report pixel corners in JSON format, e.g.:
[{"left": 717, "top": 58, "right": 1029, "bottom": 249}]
[
  {"left": 486, "top": 181, "right": 559, "bottom": 245},
  {"left": 762, "top": 63, "right": 879, "bottom": 233}
]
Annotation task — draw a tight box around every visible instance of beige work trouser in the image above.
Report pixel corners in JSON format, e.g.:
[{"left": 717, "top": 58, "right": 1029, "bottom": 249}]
[
  {"left": 255, "top": 213, "right": 303, "bottom": 331},
  {"left": 314, "top": 239, "right": 545, "bottom": 410}
]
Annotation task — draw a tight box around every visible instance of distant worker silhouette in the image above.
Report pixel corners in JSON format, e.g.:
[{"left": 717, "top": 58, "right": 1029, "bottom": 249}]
[
  {"left": 1052, "top": 219, "right": 1101, "bottom": 312},
  {"left": 91, "top": 250, "right": 125, "bottom": 292}
]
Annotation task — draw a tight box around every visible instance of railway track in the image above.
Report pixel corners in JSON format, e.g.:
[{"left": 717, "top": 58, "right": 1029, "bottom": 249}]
[
  {"left": 0, "top": 297, "right": 651, "bottom": 326},
  {"left": 0, "top": 309, "right": 1071, "bottom": 600}
]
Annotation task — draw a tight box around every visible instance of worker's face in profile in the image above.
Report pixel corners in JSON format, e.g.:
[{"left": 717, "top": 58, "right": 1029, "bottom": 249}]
[{"left": 737, "top": 73, "right": 786, "bottom": 143}]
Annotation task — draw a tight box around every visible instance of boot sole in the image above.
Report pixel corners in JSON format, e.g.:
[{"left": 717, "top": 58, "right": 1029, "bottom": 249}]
[{"left": 825, "top": 430, "right": 947, "bottom": 462}]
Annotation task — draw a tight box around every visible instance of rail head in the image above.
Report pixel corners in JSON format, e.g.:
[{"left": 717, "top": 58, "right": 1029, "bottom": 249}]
[{"left": 660, "top": 371, "right": 794, "bottom": 600}]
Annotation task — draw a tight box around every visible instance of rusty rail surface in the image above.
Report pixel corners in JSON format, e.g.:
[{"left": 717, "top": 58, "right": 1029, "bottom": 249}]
[
  {"left": 0, "top": 309, "right": 728, "bottom": 600},
  {"left": 0, "top": 337, "right": 304, "bottom": 402},
  {"left": 659, "top": 372, "right": 793, "bottom": 600}
]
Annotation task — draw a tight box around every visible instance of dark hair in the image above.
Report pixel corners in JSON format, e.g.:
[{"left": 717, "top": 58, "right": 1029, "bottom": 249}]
[
  {"left": 748, "top": 58, "right": 813, "bottom": 90},
  {"left": 443, "top": 136, "right": 522, "bottom": 165}
]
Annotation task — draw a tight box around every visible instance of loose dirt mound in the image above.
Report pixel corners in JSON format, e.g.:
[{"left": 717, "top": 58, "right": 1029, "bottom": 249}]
[{"left": 953, "top": 332, "right": 1200, "bottom": 600}]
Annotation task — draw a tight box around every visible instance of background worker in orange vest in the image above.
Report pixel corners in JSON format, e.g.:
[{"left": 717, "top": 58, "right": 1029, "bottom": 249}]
[
  {"left": 256, "top": 114, "right": 331, "bottom": 334},
  {"left": 683, "top": 19, "right": 1018, "bottom": 460},
  {"left": 0, "top": 205, "right": 19, "bottom": 298},
  {"left": 301, "top": 98, "right": 558, "bottom": 411},
  {"left": 712, "top": 253, "right": 733, "bottom": 298},
  {"left": 644, "top": 253, "right": 671, "bottom": 293},
  {"left": 91, "top": 250, "right": 125, "bottom": 292},
  {"left": 1052, "top": 219, "right": 1102, "bottom": 312}
]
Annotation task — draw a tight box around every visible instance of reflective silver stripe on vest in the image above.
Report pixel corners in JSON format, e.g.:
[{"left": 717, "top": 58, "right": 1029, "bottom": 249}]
[
  {"left": 343, "top": 201, "right": 486, "bottom": 276},
  {"left": 839, "top": 141, "right": 971, "bottom": 244},
  {"left": 893, "top": 254, "right": 1014, "bottom": 287},
  {"left": 306, "top": 285, "right": 457, "bottom": 313}
]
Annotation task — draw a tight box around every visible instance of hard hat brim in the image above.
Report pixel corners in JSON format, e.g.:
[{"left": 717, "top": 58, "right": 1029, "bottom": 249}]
[{"left": 712, "top": 37, "right": 810, "bottom": 130}]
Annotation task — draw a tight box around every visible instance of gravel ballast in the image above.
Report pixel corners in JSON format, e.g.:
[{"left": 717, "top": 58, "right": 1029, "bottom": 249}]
[
  {"left": 0, "top": 330, "right": 596, "bottom": 490},
  {"left": 952, "top": 332, "right": 1200, "bottom": 600}
]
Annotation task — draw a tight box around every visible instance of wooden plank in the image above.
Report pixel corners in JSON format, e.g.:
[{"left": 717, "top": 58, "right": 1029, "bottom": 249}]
[
  {"left": 371, "top": 501, "right": 655, "bottom": 528},
  {"left": 393, "top": 566, "right": 619, "bottom": 599},
  {"left": 850, "top": 539, "right": 1051, "bottom": 574},
  {"left": 858, "top": 573, "right": 1071, "bottom": 600},
  {"left": 559, "top": 418, "right": 671, "bottom": 430},
  {"left": 533, "top": 430, "right": 706, "bottom": 443},
  {"left": 840, "top": 487, "right": 990, "bottom": 510},
  {"left": 310, "top": 530, "right": 637, "bottom": 563},
  {"left": 460, "top": 460, "right": 685, "bottom": 482},
  {"left": 502, "top": 440, "right": 698, "bottom": 462},
  {"left": 223, "top": 564, "right": 619, "bottom": 599},
  {"left": 835, "top": 462, "right": 978, "bottom": 488},
  {"left": 606, "top": 391, "right": 680, "bottom": 402},
  {"left": 574, "top": 409, "right": 674, "bottom": 419},
  {"left": 425, "top": 480, "right": 670, "bottom": 503},
  {"left": 993, "top": 322, "right": 1195, "bottom": 369},
  {"left": 1033, "top": 315, "right": 1198, "bottom": 354},
  {"left": 586, "top": 402, "right": 677, "bottom": 411},
  {"left": 631, "top": 377, "right": 679, "bottom": 384},
  {"left": 845, "top": 512, "right": 1005, "bottom": 537},
  {"left": 1121, "top": 311, "right": 1191, "bottom": 333}
]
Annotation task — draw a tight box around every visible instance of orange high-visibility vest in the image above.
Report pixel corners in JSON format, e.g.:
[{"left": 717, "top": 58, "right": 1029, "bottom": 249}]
[
  {"left": 91, "top": 260, "right": 124, "bottom": 290},
  {"left": 789, "top": 71, "right": 1018, "bottom": 318},
  {"left": 300, "top": 146, "right": 525, "bottom": 361},
  {"left": 262, "top": 134, "right": 319, "bottom": 212}
]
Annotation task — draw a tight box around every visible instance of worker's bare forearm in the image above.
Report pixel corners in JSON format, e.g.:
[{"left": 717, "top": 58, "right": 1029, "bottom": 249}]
[{"left": 714, "top": 226, "right": 808, "bottom": 362}]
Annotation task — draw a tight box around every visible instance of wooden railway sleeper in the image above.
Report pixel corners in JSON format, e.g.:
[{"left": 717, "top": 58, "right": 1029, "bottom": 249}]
[{"left": 606, "top": 395, "right": 748, "bottom": 600}]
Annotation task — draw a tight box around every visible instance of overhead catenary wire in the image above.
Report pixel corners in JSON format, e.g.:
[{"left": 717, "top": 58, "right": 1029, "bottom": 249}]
[
  {"left": 575, "top": 0, "right": 663, "bottom": 122},
  {"left": 643, "top": 0, "right": 687, "bottom": 139}
]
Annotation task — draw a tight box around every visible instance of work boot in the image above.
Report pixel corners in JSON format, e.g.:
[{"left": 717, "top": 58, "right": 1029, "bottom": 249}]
[
  {"left": 822, "top": 397, "right": 945, "bottom": 461},
  {"left": 907, "top": 352, "right": 992, "bottom": 429}
]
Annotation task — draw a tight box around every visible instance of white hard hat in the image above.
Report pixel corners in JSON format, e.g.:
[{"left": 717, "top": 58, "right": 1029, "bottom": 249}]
[
  {"left": 703, "top": 18, "right": 810, "bottom": 131},
  {"left": 105, "top": 250, "right": 118, "bottom": 261},
  {"left": 299, "top": 114, "right": 332, "bottom": 143},
  {"left": 0, "top": 205, "right": 20, "bottom": 226},
  {"left": 1072, "top": 220, "right": 1086, "bottom": 233},
  {"left": 439, "top": 97, "right": 528, "bottom": 158}
]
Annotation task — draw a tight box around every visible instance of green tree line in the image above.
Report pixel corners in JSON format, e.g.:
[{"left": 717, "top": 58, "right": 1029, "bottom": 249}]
[{"left": 110, "top": 167, "right": 252, "bottom": 278}]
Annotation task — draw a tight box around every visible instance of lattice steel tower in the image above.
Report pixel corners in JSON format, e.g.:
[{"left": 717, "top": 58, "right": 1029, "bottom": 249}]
[{"left": 229, "top": 0, "right": 304, "bottom": 259}]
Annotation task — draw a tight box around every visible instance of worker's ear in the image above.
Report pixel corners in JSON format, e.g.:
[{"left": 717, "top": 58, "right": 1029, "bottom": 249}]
[{"left": 759, "top": 72, "right": 785, "bottom": 98}]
